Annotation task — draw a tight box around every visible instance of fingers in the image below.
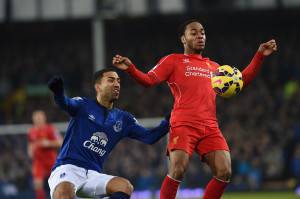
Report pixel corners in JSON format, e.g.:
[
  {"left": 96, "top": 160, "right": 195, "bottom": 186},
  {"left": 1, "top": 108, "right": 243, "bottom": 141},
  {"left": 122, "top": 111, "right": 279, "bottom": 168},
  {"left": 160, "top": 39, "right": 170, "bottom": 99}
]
[
  {"left": 112, "top": 55, "right": 126, "bottom": 64},
  {"left": 270, "top": 39, "right": 277, "bottom": 51},
  {"left": 263, "top": 39, "right": 277, "bottom": 51},
  {"left": 273, "top": 43, "right": 277, "bottom": 51}
]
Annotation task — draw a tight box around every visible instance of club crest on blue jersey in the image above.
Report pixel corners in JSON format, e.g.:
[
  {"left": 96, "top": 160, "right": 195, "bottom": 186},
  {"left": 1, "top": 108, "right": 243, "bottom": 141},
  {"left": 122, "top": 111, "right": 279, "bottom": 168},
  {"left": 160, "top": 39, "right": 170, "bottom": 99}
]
[{"left": 113, "top": 120, "right": 122, "bottom": 132}]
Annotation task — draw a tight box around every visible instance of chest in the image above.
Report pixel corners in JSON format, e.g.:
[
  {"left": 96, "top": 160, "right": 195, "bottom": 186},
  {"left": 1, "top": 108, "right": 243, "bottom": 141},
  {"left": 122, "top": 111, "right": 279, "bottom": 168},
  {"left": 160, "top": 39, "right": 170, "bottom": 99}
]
[
  {"left": 30, "top": 128, "right": 49, "bottom": 140},
  {"left": 75, "top": 106, "right": 126, "bottom": 149},
  {"left": 79, "top": 106, "right": 125, "bottom": 136},
  {"left": 172, "top": 59, "right": 216, "bottom": 87}
]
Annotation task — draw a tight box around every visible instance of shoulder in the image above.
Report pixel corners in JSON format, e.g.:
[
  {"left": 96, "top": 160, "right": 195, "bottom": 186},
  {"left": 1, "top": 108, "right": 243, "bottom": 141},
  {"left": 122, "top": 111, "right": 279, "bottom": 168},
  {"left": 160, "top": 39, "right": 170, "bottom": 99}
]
[
  {"left": 28, "top": 127, "right": 35, "bottom": 134},
  {"left": 115, "top": 109, "right": 138, "bottom": 124},
  {"left": 152, "top": 54, "right": 181, "bottom": 71},
  {"left": 164, "top": 54, "right": 192, "bottom": 63},
  {"left": 46, "top": 124, "right": 54, "bottom": 129},
  {"left": 114, "top": 108, "right": 131, "bottom": 118},
  {"left": 72, "top": 97, "right": 91, "bottom": 107},
  {"left": 46, "top": 124, "right": 57, "bottom": 131},
  {"left": 27, "top": 127, "right": 36, "bottom": 140},
  {"left": 71, "top": 96, "right": 88, "bottom": 102},
  {"left": 203, "top": 57, "right": 220, "bottom": 69},
  {"left": 159, "top": 54, "right": 179, "bottom": 62}
]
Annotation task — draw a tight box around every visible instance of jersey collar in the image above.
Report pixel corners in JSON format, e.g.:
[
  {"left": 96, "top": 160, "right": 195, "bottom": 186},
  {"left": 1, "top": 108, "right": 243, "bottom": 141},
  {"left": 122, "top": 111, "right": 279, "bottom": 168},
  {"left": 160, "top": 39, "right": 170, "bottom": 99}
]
[
  {"left": 94, "top": 99, "right": 114, "bottom": 110},
  {"left": 184, "top": 53, "right": 203, "bottom": 59}
]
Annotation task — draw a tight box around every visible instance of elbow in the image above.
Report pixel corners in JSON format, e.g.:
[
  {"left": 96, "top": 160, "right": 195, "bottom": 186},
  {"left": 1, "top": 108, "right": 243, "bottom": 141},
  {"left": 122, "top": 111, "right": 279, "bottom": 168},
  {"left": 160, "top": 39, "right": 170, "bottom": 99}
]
[
  {"left": 242, "top": 77, "right": 249, "bottom": 88},
  {"left": 138, "top": 78, "right": 157, "bottom": 87}
]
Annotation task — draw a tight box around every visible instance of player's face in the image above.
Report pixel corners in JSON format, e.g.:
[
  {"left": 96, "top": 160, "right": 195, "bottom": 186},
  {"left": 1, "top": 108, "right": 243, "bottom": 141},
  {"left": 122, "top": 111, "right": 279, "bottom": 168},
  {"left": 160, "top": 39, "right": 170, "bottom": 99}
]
[
  {"left": 95, "top": 71, "right": 120, "bottom": 101},
  {"left": 32, "top": 111, "right": 46, "bottom": 126},
  {"left": 181, "top": 22, "right": 206, "bottom": 53}
]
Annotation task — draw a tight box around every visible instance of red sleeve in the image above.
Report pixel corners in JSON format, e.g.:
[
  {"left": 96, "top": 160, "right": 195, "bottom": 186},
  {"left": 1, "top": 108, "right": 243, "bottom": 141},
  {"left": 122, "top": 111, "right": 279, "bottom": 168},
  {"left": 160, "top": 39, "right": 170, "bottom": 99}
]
[
  {"left": 47, "top": 125, "right": 60, "bottom": 140},
  {"left": 125, "top": 54, "right": 174, "bottom": 87},
  {"left": 242, "top": 52, "right": 265, "bottom": 87}
]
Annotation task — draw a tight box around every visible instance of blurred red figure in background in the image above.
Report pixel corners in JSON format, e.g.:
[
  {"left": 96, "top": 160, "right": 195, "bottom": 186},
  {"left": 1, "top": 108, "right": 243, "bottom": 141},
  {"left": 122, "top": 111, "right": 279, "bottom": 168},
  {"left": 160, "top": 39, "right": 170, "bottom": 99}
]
[{"left": 28, "top": 110, "right": 62, "bottom": 199}]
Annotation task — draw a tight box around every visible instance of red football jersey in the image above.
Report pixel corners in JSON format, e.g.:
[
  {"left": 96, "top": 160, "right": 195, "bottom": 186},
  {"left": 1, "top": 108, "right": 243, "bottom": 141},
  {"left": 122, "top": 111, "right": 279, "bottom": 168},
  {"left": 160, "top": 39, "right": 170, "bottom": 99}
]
[
  {"left": 126, "top": 52, "right": 264, "bottom": 129},
  {"left": 149, "top": 54, "right": 219, "bottom": 128},
  {"left": 28, "top": 124, "right": 59, "bottom": 164}
]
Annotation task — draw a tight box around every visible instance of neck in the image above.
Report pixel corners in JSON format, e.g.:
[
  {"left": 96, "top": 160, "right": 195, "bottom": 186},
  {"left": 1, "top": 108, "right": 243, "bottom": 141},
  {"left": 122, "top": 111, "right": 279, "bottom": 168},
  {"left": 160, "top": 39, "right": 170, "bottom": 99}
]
[
  {"left": 96, "top": 95, "right": 113, "bottom": 109},
  {"left": 184, "top": 48, "right": 202, "bottom": 55},
  {"left": 35, "top": 123, "right": 45, "bottom": 128}
]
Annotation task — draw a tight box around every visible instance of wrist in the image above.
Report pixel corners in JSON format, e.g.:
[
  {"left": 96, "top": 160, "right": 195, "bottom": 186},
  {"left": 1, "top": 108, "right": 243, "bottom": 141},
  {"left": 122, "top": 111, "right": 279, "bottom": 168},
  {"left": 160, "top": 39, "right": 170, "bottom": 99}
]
[
  {"left": 54, "top": 92, "right": 63, "bottom": 97},
  {"left": 256, "top": 51, "right": 265, "bottom": 57},
  {"left": 54, "top": 87, "right": 64, "bottom": 96},
  {"left": 125, "top": 63, "right": 136, "bottom": 73},
  {"left": 255, "top": 51, "right": 265, "bottom": 61}
]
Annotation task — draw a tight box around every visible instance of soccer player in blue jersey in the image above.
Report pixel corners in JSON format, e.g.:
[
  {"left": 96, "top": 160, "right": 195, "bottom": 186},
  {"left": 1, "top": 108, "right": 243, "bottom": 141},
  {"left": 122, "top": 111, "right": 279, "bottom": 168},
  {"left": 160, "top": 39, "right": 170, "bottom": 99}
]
[{"left": 47, "top": 68, "right": 170, "bottom": 199}]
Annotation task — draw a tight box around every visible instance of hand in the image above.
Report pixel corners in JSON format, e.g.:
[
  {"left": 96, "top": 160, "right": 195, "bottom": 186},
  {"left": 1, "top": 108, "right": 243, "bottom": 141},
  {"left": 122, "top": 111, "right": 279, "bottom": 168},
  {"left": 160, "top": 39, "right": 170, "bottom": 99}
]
[
  {"left": 258, "top": 39, "right": 277, "bottom": 56},
  {"left": 112, "top": 55, "right": 133, "bottom": 70},
  {"left": 37, "top": 139, "right": 51, "bottom": 148},
  {"left": 48, "top": 76, "right": 64, "bottom": 95}
]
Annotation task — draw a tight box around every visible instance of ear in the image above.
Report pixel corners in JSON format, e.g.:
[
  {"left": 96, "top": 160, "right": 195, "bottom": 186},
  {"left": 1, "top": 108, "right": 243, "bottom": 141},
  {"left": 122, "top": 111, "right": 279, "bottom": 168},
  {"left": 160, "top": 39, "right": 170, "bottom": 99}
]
[
  {"left": 94, "top": 83, "right": 100, "bottom": 93},
  {"left": 181, "top": 35, "right": 186, "bottom": 45}
]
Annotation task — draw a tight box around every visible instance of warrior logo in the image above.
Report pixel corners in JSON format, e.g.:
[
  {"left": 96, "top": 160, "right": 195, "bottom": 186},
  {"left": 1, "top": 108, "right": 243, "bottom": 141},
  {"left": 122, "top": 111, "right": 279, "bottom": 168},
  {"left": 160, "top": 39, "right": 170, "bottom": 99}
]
[{"left": 183, "top": 58, "right": 190, "bottom": 63}]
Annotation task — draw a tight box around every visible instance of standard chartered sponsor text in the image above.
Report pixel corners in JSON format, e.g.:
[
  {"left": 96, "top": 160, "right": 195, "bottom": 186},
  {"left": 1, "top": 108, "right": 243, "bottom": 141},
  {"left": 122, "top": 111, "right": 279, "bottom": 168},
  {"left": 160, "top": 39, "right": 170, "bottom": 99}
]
[
  {"left": 185, "top": 71, "right": 212, "bottom": 78},
  {"left": 185, "top": 66, "right": 212, "bottom": 78}
]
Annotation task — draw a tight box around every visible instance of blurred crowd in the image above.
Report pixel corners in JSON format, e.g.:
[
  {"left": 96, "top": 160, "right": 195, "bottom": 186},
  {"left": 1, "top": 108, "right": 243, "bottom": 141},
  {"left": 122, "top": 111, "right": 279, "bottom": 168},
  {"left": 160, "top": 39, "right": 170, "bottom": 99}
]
[{"left": 0, "top": 11, "right": 300, "bottom": 197}]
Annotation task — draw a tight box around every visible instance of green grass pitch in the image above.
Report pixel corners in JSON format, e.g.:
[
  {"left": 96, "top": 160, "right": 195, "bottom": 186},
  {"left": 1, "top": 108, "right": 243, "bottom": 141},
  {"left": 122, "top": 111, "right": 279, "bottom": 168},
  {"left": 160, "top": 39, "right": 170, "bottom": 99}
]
[{"left": 220, "top": 192, "right": 299, "bottom": 199}]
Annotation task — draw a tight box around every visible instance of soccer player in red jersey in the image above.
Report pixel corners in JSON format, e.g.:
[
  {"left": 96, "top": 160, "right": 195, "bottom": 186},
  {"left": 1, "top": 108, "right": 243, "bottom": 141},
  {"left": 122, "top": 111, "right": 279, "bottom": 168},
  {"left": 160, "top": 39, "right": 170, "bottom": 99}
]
[
  {"left": 28, "top": 110, "right": 62, "bottom": 199},
  {"left": 112, "top": 19, "right": 277, "bottom": 199}
]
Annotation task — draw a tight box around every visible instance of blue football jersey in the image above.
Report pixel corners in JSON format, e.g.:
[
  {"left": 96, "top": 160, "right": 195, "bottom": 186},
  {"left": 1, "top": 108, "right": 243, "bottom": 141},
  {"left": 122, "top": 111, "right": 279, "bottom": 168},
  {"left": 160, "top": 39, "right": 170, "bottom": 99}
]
[{"left": 52, "top": 95, "right": 169, "bottom": 172}]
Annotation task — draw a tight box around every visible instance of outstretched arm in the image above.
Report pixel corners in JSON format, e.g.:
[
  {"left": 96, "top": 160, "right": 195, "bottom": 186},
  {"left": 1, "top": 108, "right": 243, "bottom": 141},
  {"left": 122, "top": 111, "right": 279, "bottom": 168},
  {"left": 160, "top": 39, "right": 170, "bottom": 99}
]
[
  {"left": 112, "top": 54, "right": 174, "bottom": 87},
  {"left": 112, "top": 55, "right": 159, "bottom": 87},
  {"left": 37, "top": 127, "right": 63, "bottom": 149},
  {"left": 126, "top": 115, "right": 170, "bottom": 145},
  {"left": 48, "top": 76, "right": 83, "bottom": 116},
  {"left": 242, "top": 39, "right": 277, "bottom": 87},
  {"left": 36, "top": 138, "right": 62, "bottom": 149}
]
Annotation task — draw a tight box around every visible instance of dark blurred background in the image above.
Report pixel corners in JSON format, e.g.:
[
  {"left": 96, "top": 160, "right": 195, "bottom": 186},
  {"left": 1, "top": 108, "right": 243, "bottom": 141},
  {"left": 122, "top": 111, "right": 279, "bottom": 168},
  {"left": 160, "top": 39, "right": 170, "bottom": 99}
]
[{"left": 0, "top": 0, "right": 300, "bottom": 198}]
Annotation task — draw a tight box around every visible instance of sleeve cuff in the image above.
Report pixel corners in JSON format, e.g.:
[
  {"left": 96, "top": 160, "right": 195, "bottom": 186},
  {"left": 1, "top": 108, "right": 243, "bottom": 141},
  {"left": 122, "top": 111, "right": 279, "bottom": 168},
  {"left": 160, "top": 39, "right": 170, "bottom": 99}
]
[
  {"left": 125, "top": 64, "right": 136, "bottom": 74},
  {"left": 255, "top": 51, "right": 265, "bottom": 60}
]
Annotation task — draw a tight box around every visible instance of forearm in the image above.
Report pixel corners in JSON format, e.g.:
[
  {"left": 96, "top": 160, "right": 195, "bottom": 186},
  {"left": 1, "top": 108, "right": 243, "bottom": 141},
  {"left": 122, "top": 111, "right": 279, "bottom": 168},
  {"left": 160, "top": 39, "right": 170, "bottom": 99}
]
[
  {"left": 28, "top": 145, "right": 33, "bottom": 158},
  {"left": 242, "top": 52, "right": 265, "bottom": 87},
  {"left": 49, "top": 140, "right": 62, "bottom": 148},
  {"left": 41, "top": 140, "right": 62, "bottom": 149},
  {"left": 54, "top": 94, "right": 68, "bottom": 109},
  {"left": 126, "top": 64, "right": 159, "bottom": 87},
  {"left": 142, "top": 120, "right": 169, "bottom": 144},
  {"left": 53, "top": 94, "right": 79, "bottom": 116}
]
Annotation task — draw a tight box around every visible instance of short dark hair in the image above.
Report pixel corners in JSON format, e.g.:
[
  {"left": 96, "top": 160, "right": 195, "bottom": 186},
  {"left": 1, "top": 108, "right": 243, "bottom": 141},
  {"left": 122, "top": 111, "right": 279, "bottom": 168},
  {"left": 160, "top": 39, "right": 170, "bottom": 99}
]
[
  {"left": 178, "top": 19, "right": 202, "bottom": 39},
  {"left": 93, "top": 67, "right": 117, "bottom": 84}
]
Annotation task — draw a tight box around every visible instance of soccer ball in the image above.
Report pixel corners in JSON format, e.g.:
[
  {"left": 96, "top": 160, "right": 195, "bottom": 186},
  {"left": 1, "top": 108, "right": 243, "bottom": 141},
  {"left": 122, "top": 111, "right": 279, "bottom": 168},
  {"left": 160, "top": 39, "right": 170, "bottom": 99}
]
[{"left": 211, "top": 65, "right": 243, "bottom": 98}]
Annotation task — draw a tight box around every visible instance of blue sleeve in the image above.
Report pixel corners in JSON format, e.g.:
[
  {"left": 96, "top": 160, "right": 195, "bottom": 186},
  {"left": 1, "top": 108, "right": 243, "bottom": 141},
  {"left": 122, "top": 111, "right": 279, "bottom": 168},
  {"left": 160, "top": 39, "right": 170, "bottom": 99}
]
[
  {"left": 53, "top": 94, "right": 84, "bottom": 116},
  {"left": 125, "top": 114, "right": 170, "bottom": 145}
]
